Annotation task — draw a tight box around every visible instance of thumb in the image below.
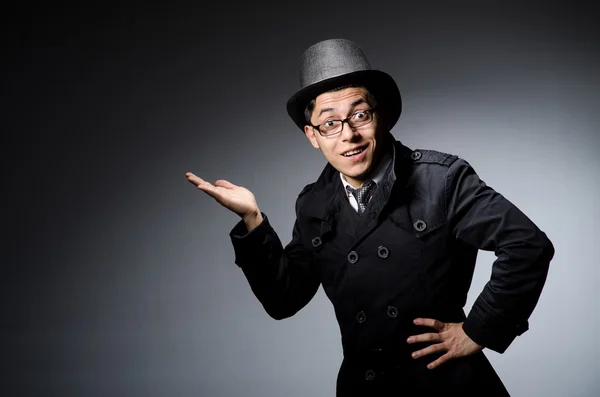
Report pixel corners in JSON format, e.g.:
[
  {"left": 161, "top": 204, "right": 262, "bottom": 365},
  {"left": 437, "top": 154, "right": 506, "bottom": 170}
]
[{"left": 214, "top": 179, "right": 237, "bottom": 189}]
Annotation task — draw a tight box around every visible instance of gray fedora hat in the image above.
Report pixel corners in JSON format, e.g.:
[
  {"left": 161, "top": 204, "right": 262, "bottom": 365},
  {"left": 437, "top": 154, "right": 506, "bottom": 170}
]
[{"left": 286, "top": 38, "right": 402, "bottom": 132}]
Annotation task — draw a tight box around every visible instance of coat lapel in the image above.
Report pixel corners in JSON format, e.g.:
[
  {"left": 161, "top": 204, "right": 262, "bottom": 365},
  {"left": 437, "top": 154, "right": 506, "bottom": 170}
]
[{"left": 352, "top": 138, "right": 416, "bottom": 244}]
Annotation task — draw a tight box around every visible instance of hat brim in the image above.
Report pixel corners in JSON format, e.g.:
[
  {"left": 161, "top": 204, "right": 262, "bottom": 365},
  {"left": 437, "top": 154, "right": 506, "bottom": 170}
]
[{"left": 286, "top": 69, "right": 402, "bottom": 133}]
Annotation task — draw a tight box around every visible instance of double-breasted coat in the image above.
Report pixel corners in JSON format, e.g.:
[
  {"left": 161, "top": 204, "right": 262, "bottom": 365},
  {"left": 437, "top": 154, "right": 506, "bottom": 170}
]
[{"left": 229, "top": 135, "right": 554, "bottom": 396}]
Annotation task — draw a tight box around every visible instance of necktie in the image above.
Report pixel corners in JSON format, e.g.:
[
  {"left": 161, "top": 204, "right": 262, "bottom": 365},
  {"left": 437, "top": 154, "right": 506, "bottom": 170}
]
[{"left": 345, "top": 180, "right": 377, "bottom": 214}]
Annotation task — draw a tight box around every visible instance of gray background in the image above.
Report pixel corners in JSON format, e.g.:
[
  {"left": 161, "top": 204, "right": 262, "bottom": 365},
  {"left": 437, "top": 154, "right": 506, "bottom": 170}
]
[{"left": 2, "top": 2, "right": 598, "bottom": 396}]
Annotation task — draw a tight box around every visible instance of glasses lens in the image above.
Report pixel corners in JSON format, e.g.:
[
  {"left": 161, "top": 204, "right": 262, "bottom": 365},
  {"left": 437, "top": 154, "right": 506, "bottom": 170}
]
[
  {"left": 320, "top": 121, "right": 342, "bottom": 136},
  {"left": 349, "top": 110, "right": 373, "bottom": 127}
]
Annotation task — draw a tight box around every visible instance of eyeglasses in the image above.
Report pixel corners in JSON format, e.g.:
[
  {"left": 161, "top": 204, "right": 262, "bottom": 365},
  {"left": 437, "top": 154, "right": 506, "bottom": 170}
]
[{"left": 310, "top": 107, "right": 377, "bottom": 137}]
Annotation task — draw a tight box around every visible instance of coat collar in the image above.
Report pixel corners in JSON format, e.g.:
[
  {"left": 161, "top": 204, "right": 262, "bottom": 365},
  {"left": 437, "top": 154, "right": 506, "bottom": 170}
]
[{"left": 298, "top": 134, "right": 414, "bottom": 221}]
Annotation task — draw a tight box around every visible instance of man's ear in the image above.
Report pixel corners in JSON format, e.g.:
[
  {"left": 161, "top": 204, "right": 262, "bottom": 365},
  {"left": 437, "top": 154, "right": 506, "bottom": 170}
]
[{"left": 304, "top": 126, "right": 320, "bottom": 149}]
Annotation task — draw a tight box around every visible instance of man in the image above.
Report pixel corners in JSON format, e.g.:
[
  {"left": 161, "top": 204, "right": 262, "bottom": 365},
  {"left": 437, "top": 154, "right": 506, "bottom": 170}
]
[{"left": 185, "top": 39, "right": 554, "bottom": 396}]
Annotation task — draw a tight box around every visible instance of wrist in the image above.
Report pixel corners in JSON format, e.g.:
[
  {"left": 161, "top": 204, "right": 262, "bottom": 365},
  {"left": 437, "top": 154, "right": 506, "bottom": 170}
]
[{"left": 242, "top": 209, "right": 263, "bottom": 232}]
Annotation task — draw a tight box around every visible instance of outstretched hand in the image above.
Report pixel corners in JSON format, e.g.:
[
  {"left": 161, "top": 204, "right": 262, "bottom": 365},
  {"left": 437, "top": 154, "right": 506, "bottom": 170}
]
[
  {"left": 185, "top": 172, "right": 262, "bottom": 229},
  {"left": 407, "top": 318, "right": 482, "bottom": 370}
]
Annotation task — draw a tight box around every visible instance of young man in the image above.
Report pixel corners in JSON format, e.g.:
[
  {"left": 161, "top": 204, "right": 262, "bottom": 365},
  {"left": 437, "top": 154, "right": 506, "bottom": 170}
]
[{"left": 186, "top": 39, "right": 554, "bottom": 396}]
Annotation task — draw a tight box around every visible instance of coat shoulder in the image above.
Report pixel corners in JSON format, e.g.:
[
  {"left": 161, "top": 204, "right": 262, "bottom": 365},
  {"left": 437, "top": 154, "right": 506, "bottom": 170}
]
[
  {"left": 298, "top": 182, "right": 316, "bottom": 198},
  {"left": 295, "top": 182, "right": 317, "bottom": 211},
  {"left": 411, "top": 148, "right": 459, "bottom": 168},
  {"left": 296, "top": 182, "right": 317, "bottom": 215}
]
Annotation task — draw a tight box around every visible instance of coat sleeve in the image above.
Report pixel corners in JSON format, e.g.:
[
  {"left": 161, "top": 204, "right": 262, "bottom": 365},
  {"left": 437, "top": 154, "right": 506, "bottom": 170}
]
[
  {"left": 228, "top": 195, "right": 321, "bottom": 320},
  {"left": 445, "top": 158, "right": 555, "bottom": 353}
]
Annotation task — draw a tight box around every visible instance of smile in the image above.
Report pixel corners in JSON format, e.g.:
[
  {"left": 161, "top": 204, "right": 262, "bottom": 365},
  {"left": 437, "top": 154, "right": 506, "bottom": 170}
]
[{"left": 342, "top": 145, "right": 367, "bottom": 157}]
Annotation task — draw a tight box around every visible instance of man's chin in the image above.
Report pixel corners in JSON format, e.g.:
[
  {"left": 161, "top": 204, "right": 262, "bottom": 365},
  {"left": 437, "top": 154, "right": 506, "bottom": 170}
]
[
  {"left": 331, "top": 158, "right": 371, "bottom": 178},
  {"left": 347, "top": 163, "right": 372, "bottom": 178},
  {"left": 341, "top": 168, "right": 372, "bottom": 183}
]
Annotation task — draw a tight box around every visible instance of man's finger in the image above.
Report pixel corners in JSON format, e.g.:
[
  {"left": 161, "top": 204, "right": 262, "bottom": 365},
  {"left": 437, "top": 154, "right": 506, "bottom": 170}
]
[
  {"left": 199, "top": 185, "right": 233, "bottom": 207},
  {"left": 214, "top": 179, "right": 237, "bottom": 189},
  {"left": 411, "top": 342, "right": 446, "bottom": 359},
  {"left": 427, "top": 352, "right": 453, "bottom": 370},
  {"left": 185, "top": 172, "right": 206, "bottom": 187},
  {"left": 413, "top": 318, "right": 445, "bottom": 331},
  {"left": 406, "top": 333, "right": 441, "bottom": 344},
  {"left": 197, "top": 182, "right": 220, "bottom": 196}
]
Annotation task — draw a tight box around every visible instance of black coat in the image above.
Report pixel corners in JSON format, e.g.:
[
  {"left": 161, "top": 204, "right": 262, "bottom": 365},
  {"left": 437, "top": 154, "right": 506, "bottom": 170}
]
[{"left": 229, "top": 136, "right": 554, "bottom": 396}]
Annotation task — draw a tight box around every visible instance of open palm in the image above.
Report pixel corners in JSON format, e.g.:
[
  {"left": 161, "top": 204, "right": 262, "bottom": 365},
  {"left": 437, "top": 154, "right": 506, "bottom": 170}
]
[{"left": 185, "top": 172, "right": 259, "bottom": 218}]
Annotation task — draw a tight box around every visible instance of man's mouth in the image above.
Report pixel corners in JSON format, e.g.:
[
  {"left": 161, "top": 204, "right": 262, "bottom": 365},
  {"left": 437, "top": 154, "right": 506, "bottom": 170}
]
[{"left": 341, "top": 145, "right": 367, "bottom": 157}]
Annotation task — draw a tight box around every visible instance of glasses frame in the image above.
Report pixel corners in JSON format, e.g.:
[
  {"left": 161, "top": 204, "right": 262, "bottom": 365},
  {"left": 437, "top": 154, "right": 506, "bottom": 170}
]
[{"left": 310, "top": 107, "right": 378, "bottom": 137}]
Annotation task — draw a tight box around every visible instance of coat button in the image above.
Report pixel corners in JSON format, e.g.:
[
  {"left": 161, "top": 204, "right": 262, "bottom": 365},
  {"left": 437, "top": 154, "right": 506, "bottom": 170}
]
[
  {"left": 365, "top": 369, "right": 376, "bottom": 381},
  {"left": 311, "top": 237, "right": 322, "bottom": 247},
  {"left": 377, "top": 245, "right": 389, "bottom": 259},
  {"left": 347, "top": 251, "right": 359, "bottom": 264},
  {"left": 387, "top": 306, "right": 398, "bottom": 318},
  {"left": 356, "top": 311, "right": 367, "bottom": 323},
  {"left": 410, "top": 151, "right": 422, "bottom": 161},
  {"left": 413, "top": 219, "right": 427, "bottom": 232}
]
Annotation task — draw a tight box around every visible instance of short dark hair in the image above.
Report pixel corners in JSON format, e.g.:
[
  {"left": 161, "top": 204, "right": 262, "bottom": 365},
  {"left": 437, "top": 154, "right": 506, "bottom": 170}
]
[{"left": 304, "top": 84, "right": 378, "bottom": 125}]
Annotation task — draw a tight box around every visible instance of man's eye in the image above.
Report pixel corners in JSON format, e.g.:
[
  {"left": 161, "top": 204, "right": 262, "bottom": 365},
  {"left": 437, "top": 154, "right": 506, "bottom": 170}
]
[
  {"left": 353, "top": 111, "right": 367, "bottom": 119},
  {"left": 324, "top": 120, "right": 335, "bottom": 127}
]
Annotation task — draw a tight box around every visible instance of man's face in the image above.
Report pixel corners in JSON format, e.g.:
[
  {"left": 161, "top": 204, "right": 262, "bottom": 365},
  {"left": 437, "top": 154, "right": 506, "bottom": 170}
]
[{"left": 304, "top": 86, "right": 387, "bottom": 188}]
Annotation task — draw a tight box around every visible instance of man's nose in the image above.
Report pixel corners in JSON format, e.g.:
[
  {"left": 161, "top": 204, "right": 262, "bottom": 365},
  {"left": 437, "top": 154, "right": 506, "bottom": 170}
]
[{"left": 339, "top": 120, "right": 359, "bottom": 140}]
